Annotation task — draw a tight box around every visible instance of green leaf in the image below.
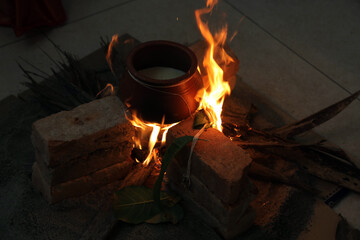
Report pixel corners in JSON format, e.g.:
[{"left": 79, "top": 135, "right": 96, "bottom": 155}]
[
  {"left": 153, "top": 136, "right": 194, "bottom": 207},
  {"left": 114, "top": 136, "right": 194, "bottom": 225},
  {"left": 193, "top": 109, "right": 210, "bottom": 129},
  {"left": 145, "top": 204, "right": 184, "bottom": 224},
  {"left": 113, "top": 186, "right": 180, "bottom": 224}
]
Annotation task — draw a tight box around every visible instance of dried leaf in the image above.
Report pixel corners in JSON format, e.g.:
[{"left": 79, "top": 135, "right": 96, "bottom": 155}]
[
  {"left": 306, "top": 144, "right": 356, "bottom": 167},
  {"left": 272, "top": 90, "right": 360, "bottom": 138},
  {"left": 193, "top": 109, "right": 210, "bottom": 129}
]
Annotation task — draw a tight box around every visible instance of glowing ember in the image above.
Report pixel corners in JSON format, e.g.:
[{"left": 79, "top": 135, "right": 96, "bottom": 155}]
[
  {"left": 195, "top": 0, "right": 234, "bottom": 131},
  {"left": 126, "top": 112, "right": 178, "bottom": 166}
]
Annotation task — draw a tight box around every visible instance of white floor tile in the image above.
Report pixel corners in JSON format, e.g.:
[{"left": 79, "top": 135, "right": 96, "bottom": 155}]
[
  {"left": 226, "top": 0, "right": 360, "bottom": 93},
  {"left": 0, "top": 27, "right": 29, "bottom": 48},
  {"left": 44, "top": 0, "right": 208, "bottom": 59},
  {"left": 62, "top": 0, "right": 133, "bottom": 23},
  {"left": 334, "top": 192, "right": 360, "bottom": 230},
  {"left": 0, "top": 35, "right": 62, "bottom": 99}
]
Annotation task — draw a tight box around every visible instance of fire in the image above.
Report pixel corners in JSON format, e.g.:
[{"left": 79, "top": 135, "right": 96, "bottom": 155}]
[
  {"left": 104, "top": 0, "right": 232, "bottom": 166},
  {"left": 195, "top": 0, "right": 233, "bottom": 131},
  {"left": 126, "top": 112, "right": 178, "bottom": 166}
]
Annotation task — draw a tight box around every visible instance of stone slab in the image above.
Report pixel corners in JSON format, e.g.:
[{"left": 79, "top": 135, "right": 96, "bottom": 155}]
[
  {"left": 167, "top": 117, "right": 253, "bottom": 204},
  {"left": 31, "top": 96, "right": 134, "bottom": 168},
  {"left": 32, "top": 159, "right": 133, "bottom": 204},
  {"left": 167, "top": 159, "right": 257, "bottom": 226}
]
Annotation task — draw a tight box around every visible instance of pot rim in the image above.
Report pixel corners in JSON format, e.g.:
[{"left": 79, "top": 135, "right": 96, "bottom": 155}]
[{"left": 126, "top": 40, "right": 198, "bottom": 87}]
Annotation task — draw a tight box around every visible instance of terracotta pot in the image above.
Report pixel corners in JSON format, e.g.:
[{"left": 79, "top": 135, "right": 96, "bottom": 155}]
[{"left": 120, "top": 40, "right": 203, "bottom": 124}]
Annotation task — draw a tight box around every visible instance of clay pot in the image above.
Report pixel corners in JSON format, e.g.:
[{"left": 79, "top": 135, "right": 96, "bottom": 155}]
[{"left": 120, "top": 40, "right": 203, "bottom": 124}]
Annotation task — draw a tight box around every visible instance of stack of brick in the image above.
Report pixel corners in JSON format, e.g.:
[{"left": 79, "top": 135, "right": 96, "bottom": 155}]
[
  {"left": 166, "top": 118, "right": 257, "bottom": 239},
  {"left": 31, "top": 96, "right": 135, "bottom": 203}
]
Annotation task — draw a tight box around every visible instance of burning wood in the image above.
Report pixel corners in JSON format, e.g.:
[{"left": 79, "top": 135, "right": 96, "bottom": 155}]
[{"left": 126, "top": 112, "right": 178, "bottom": 166}]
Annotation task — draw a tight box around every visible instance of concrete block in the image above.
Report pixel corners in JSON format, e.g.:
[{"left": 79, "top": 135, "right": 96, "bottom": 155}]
[
  {"left": 31, "top": 96, "right": 133, "bottom": 168},
  {"left": 167, "top": 117, "right": 253, "bottom": 204}
]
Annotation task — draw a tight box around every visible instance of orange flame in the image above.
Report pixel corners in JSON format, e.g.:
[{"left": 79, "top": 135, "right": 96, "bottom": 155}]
[
  {"left": 96, "top": 83, "right": 114, "bottom": 98},
  {"left": 127, "top": 112, "right": 178, "bottom": 166},
  {"left": 195, "top": 0, "right": 233, "bottom": 131}
]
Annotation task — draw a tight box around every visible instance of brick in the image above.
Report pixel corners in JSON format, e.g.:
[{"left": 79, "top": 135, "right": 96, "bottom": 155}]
[
  {"left": 36, "top": 143, "right": 132, "bottom": 185},
  {"left": 177, "top": 184, "right": 256, "bottom": 239},
  {"left": 31, "top": 96, "right": 133, "bottom": 168},
  {"left": 167, "top": 117, "right": 253, "bottom": 204},
  {"left": 167, "top": 159, "right": 257, "bottom": 226},
  {"left": 32, "top": 159, "right": 133, "bottom": 204}
]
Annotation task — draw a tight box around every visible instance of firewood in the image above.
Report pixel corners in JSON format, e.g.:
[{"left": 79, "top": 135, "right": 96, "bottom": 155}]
[
  {"left": 292, "top": 149, "right": 360, "bottom": 193},
  {"left": 225, "top": 90, "right": 360, "bottom": 194},
  {"left": 238, "top": 140, "right": 360, "bottom": 193},
  {"left": 248, "top": 162, "right": 317, "bottom": 194}
]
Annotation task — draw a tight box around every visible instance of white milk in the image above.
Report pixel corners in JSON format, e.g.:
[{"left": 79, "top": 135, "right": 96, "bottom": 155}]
[{"left": 138, "top": 67, "right": 185, "bottom": 80}]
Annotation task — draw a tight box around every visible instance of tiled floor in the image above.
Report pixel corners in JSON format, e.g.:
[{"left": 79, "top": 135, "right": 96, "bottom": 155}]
[{"left": 0, "top": 0, "right": 359, "bottom": 230}]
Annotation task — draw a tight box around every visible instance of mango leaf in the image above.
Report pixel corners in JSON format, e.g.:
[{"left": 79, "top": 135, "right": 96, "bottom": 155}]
[
  {"left": 153, "top": 136, "right": 194, "bottom": 207},
  {"left": 145, "top": 204, "right": 184, "bottom": 224},
  {"left": 113, "top": 186, "right": 180, "bottom": 224},
  {"left": 193, "top": 109, "right": 211, "bottom": 129}
]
